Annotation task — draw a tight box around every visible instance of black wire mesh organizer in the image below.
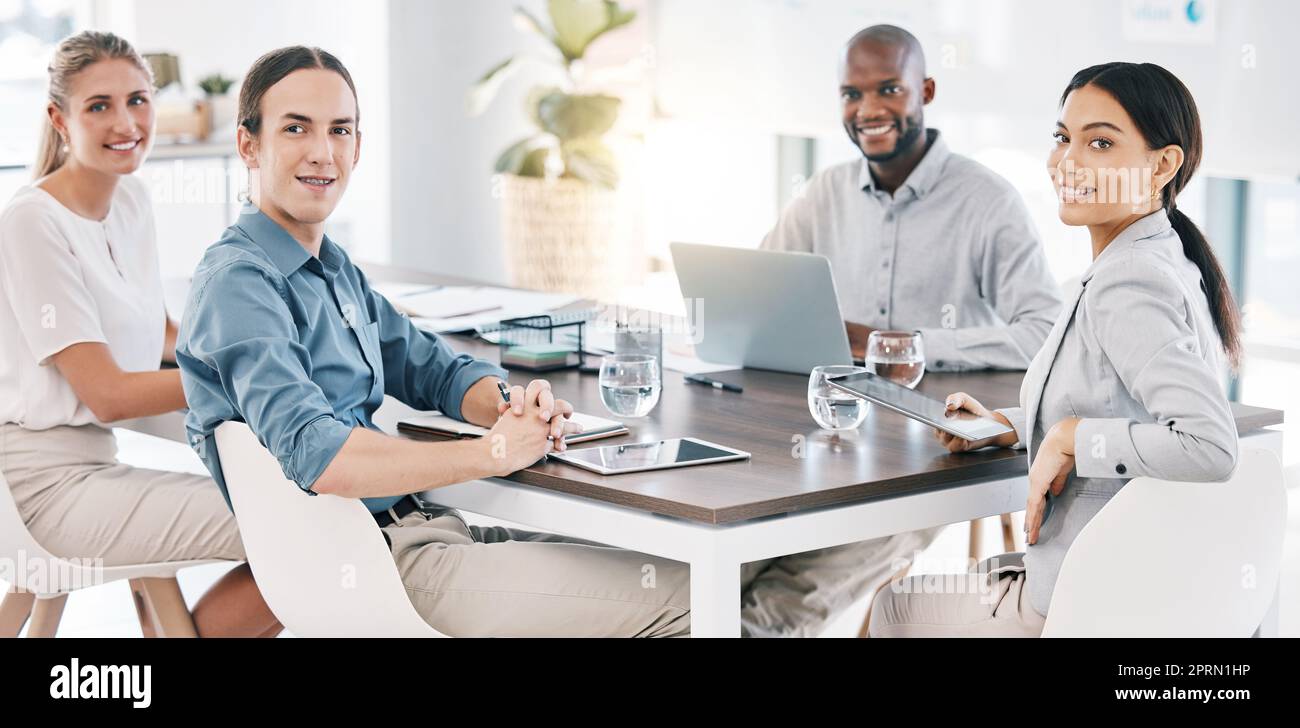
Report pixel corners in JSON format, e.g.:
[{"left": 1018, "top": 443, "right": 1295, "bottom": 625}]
[{"left": 496, "top": 314, "right": 587, "bottom": 372}]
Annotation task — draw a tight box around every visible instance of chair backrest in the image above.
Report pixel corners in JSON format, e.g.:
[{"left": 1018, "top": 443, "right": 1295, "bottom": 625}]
[
  {"left": 1042, "top": 448, "right": 1287, "bottom": 637},
  {"left": 213, "top": 422, "right": 444, "bottom": 637},
  {"left": 0, "top": 467, "right": 58, "bottom": 592}
]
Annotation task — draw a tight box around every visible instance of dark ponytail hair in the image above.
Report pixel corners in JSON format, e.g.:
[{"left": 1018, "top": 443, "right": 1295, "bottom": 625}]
[{"left": 1062, "top": 62, "right": 1242, "bottom": 369}]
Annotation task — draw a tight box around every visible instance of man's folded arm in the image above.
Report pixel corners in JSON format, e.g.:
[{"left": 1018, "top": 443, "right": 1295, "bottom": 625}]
[
  {"left": 184, "top": 260, "right": 360, "bottom": 492},
  {"left": 185, "top": 261, "right": 503, "bottom": 500},
  {"left": 360, "top": 273, "right": 506, "bottom": 420}
]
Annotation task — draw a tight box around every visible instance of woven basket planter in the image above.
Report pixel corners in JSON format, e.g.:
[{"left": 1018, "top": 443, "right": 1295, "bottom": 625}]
[{"left": 499, "top": 173, "right": 626, "bottom": 299}]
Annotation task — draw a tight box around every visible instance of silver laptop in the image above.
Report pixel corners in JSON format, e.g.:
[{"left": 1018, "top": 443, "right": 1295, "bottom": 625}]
[{"left": 670, "top": 242, "right": 853, "bottom": 375}]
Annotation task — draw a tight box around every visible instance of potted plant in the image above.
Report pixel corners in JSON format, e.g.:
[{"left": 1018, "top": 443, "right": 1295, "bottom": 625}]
[
  {"left": 198, "top": 72, "right": 237, "bottom": 139},
  {"left": 470, "top": 0, "right": 638, "bottom": 297}
]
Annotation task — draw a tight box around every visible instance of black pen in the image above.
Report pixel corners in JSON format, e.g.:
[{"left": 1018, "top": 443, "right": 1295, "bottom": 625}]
[{"left": 684, "top": 374, "right": 743, "bottom": 393}]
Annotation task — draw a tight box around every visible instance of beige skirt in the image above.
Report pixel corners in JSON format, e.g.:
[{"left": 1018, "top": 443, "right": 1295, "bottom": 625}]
[{"left": 0, "top": 422, "right": 244, "bottom": 566}]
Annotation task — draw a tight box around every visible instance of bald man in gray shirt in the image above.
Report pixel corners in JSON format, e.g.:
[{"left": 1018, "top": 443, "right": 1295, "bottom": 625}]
[{"left": 742, "top": 25, "right": 1061, "bottom": 637}]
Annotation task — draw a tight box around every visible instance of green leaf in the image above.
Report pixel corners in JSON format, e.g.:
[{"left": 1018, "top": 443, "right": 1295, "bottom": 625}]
[
  {"left": 197, "top": 73, "right": 235, "bottom": 95},
  {"left": 475, "top": 56, "right": 516, "bottom": 86},
  {"left": 548, "top": 0, "right": 614, "bottom": 61},
  {"left": 524, "top": 85, "right": 561, "bottom": 130},
  {"left": 536, "top": 92, "right": 620, "bottom": 140},
  {"left": 603, "top": 2, "right": 637, "bottom": 34},
  {"left": 518, "top": 147, "right": 553, "bottom": 178},
  {"left": 467, "top": 56, "right": 522, "bottom": 116},
  {"left": 513, "top": 6, "right": 552, "bottom": 40},
  {"left": 568, "top": 2, "right": 637, "bottom": 56},
  {"left": 495, "top": 136, "right": 542, "bottom": 174},
  {"left": 562, "top": 137, "right": 619, "bottom": 188}
]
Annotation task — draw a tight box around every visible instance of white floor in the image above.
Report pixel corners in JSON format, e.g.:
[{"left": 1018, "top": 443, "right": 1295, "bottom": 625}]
[{"left": 5, "top": 427, "right": 1297, "bottom": 638}]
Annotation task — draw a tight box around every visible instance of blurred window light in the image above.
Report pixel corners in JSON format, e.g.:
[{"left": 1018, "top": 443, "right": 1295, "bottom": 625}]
[{"left": 0, "top": 0, "right": 79, "bottom": 170}]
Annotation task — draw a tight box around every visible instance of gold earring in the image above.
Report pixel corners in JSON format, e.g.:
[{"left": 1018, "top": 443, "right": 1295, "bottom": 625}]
[{"left": 60, "top": 137, "right": 69, "bottom": 154}]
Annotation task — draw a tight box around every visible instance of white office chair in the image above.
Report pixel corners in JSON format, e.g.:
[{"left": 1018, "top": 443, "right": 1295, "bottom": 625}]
[
  {"left": 0, "top": 468, "right": 225, "bottom": 638},
  {"left": 213, "top": 421, "right": 445, "bottom": 637},
  {"left": 1042, "top": 448, "right": 1286, "bottom": 637}
]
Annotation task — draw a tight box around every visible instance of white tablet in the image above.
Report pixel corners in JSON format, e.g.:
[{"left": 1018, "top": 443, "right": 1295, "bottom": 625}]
[
  {"left": 549, "top": 437, "right": 750, "bottom": 475},
  {"left": 826, "top": 371, "right": 1014, "bottom": 442}
]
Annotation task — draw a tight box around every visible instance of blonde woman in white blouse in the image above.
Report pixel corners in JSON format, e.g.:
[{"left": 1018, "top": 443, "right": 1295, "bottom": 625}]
[{"left": 0, "top": 31, "right": 278, "bottom": 636}]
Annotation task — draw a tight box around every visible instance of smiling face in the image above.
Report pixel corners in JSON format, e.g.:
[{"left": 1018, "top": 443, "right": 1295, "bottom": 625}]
[
  {"left": 238, "top": 67, "right": 360, "bottom": 241},
  {"left": 49, "top": 58, "right": 154, "bottom": 177},
  {"left": 1048, "top": 83, "right": 1182, "bottom": 228},
  {"left": 839, "top": 38, "right": 933, "bottom": 163}
]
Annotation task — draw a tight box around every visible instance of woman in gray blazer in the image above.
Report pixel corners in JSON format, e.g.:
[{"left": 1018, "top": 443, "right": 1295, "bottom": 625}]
[{"left": 867, "top": 62, "right": 1242, "bottom": 637}]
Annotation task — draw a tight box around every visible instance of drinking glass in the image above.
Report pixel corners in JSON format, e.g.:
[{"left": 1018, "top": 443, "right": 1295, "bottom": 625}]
[
  {"left": 598, "top": 354, "right": 661, "bottom": 418},
  {"left": 808, "top": 365, "right": 870, "bottom": 431},
  {"left": 866, "top": 330, "right": 925, "bottom": 389}
]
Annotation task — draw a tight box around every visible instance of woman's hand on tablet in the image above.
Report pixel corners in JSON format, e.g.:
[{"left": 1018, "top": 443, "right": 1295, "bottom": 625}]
[{"left": 933, "top": 392, "right": 1017, "bottom": 452}]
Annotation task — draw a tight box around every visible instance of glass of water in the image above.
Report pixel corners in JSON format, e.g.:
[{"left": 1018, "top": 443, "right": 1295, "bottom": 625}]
[
  {"left": 808, "top": 365, "right": 870, "bottom": 431},
  {"left": 598, "top": 354, "right": 661, "bottom": 418},
  {"left": 866, "top": 330, "right": 926, "bottom": 389}
]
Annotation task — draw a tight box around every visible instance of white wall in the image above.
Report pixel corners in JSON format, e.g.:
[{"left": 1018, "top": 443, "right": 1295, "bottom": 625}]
[
  {"left": 655, "top": 0, "right": 1300, "bottom": 180},
  {"left": 387, "top": 0, "right": 658, "bottom": 286},
  {"left": 387, "top": 0, "right": 555, "bottom": 285},
  {"left": 72, "top": 1, "right": 1295, "bottom": 288},
  {"left": 107, "top": 0, "right": 391, "bottom": 270},
  {"left": 648, "top": 0, "right": 1277, "bottom": 285}
]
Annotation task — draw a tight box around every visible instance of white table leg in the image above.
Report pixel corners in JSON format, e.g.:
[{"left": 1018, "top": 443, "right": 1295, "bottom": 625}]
[{"left": 689, "top": 554, "right": 742, "bottom": 638}]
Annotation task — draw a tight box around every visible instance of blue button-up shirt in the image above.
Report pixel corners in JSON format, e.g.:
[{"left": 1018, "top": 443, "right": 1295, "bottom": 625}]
[{"left": 176, "top": 205, "right": 506, "bottom": 513}]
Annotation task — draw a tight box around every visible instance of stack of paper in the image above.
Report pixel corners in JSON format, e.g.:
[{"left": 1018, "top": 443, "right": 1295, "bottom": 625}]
[
  {"left": 372, "top": 283, "right": 580, "bottom": 333},
  {"left": 500, "top": 343, "right": 576, "bottom": 371}
]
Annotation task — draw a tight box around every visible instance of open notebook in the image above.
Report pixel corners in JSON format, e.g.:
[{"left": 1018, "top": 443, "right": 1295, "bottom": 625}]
[{"left": 397, "top": 411, "right": 628, "bottom": 444}]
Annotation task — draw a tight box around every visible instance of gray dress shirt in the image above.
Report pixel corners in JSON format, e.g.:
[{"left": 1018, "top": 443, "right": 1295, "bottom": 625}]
[{"left": 761, "top": 130, "right": 1062, "bottom": 371}]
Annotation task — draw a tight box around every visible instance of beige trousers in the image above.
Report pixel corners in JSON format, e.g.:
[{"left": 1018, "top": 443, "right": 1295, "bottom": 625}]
[
  {"left": 384, "top": 506, "right": 692, "bottom": 637},
  {"left": 868, "top": 552, "right": 1046, "bottom": 637},
  {"left": 386, "top": 501, "right": 948, "bottom": 638},
  {"left": 0, "top": 423, "right": 244, "bottom": 566}
]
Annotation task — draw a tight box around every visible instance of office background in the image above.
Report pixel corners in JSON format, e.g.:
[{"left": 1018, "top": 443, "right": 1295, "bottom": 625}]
[{"left": 0, "top": 0, "right": 1296, "bottom": 635}]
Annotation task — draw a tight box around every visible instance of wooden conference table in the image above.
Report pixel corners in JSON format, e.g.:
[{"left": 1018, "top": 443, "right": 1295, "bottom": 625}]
[
  {"left": 129, "top": 264, "right": 1285, "bottom": 637},
  {"left": 357, "top": 265, "right": 1286, "bottom": 637}
]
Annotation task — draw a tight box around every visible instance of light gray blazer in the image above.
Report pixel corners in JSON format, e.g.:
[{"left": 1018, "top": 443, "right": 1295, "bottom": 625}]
[{"left": 996, "top": 209, "right": 1238, "bottom": 617}]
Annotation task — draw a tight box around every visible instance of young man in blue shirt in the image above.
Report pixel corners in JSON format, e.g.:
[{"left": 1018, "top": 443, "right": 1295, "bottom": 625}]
[{"left": 176, "top": 46, "right": 689, "bottom": 637}]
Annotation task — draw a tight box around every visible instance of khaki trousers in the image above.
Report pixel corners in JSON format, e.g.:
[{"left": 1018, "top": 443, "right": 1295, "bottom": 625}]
[
  {"left": 384, "top": 506, "right": 692, "bottom": 637},
  {"left": 0, "top": 423, "right": 244, "bottom": 566},
  {"left": 387, "top": 496, "right": 946, "bottom": 638}
]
